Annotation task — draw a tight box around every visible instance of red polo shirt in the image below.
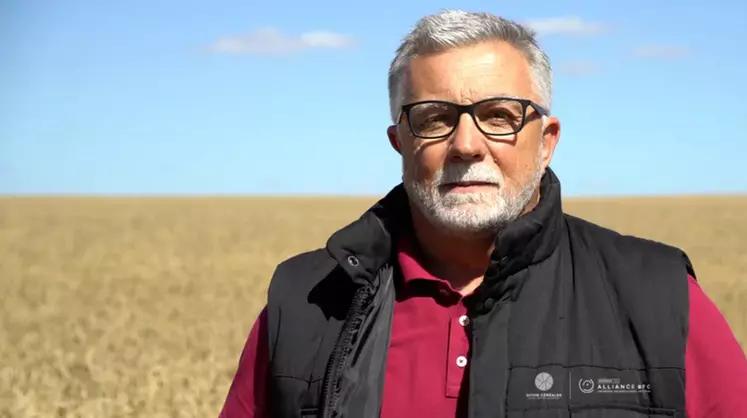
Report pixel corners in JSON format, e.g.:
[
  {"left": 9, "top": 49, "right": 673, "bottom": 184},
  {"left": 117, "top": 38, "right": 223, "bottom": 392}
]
[{"left": 219, "top": 239, "right": 747, "bottom": 418}]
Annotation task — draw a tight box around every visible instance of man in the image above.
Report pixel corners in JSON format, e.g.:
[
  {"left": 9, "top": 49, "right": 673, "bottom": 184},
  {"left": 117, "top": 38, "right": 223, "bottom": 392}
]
[{"left": 220, "top": 10, "right": 747, "bottom": 418}]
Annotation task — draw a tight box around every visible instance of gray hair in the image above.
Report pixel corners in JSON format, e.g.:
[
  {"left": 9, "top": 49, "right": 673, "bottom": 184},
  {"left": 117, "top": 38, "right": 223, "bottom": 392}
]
[{"left": 387, "top": 9, "right": 553, "bottom": 124}]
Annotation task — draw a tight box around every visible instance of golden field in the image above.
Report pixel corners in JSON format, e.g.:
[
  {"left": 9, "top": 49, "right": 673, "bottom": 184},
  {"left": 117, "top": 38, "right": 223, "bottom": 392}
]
[{"left": 1, "top": 195, "right": 746, "bottom": 417}]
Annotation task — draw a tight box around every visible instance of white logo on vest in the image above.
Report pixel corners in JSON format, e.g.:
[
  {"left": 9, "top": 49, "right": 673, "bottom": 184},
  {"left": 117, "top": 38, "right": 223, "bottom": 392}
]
[
  {"left": 526, "top": 372, "right": 563, "bottom": 401},
  {"left": 579, "top": 378, "right": 595, "bottom": 394},
  {"left": 535, "top": 373, "right": 553, "bottom": 391},
  {"left": 578, "top": 377, "right": 652, "bottom": 395}
]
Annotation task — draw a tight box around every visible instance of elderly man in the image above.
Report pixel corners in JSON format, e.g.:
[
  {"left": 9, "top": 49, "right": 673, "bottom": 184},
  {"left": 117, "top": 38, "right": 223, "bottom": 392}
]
[{"left": 220, "top": 9, "right": 747, "bottom": 418}]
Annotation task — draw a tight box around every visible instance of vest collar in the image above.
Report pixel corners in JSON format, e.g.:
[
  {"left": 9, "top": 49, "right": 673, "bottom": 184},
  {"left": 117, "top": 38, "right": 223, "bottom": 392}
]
[
  {"left": 326, "top": 167, "right": 565, "bottom": 289},
  {"left": 490, "top": 166, "right": 565, "bottom": 277}
]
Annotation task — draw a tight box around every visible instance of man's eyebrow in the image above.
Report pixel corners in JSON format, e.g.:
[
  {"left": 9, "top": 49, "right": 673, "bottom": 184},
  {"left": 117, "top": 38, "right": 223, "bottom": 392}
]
[{"left": 402, "top": 92, "right": 528, "bottom": 106}]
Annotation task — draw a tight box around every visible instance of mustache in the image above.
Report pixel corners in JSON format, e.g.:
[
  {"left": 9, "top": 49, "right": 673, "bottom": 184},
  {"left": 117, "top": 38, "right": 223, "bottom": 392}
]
[{"left": 434, "top": 163, "right": 503, "bottom": 186}]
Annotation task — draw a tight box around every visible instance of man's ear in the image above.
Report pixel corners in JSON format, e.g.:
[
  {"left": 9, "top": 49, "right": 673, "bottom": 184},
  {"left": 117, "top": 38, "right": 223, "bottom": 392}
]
[
  {"left": 387, "top": 125, "right": 402, "bottom": 155},
  {"left": 540, "top": 116, "right": 561, "bottom": 169}
]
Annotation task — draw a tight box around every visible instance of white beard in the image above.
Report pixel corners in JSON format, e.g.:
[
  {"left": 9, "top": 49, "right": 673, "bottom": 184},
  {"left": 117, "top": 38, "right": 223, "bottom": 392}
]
[{"left": 403, "top": 146, "right": 544, "bottom": 238}]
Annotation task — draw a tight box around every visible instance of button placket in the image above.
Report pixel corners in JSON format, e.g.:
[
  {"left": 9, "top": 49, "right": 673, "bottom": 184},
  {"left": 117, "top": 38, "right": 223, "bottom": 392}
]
[{"left": 445, "top": 301, "right": 470, "bottom": 397}]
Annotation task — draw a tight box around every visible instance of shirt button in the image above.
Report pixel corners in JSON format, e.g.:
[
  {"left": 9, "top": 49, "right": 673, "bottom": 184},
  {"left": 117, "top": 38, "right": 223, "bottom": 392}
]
[
  {"left": 456, "top": 356, "right": 468, "bottom": 368},
  {"left": 458, "top": 315, "right": 470, "bottom": 326}
]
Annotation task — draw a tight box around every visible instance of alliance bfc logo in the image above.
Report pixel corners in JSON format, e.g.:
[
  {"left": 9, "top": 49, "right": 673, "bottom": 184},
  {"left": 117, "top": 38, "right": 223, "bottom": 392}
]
[
  {"left": 578, "top": 377, "right": 652, "bottom": 394},
  {"left": 579, "top": 378, "right": 595, "bottom": 394}
]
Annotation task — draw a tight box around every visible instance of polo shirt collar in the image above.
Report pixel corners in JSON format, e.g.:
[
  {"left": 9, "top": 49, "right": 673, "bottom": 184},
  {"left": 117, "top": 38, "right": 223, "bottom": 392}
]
[{"left": 326, "top": 168, "right": 565, "bottom": 291}]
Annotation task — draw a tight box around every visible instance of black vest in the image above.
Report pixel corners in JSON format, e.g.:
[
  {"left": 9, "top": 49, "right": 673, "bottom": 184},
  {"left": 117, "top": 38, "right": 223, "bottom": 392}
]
[{"left": 265, "top": 169, "right": 695, "bottom": 418}]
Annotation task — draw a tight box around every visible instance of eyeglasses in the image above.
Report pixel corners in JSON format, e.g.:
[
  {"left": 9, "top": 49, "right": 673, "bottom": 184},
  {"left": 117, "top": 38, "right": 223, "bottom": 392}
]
[{"left": 397, "top": 97, "right": 549, "bottom": 139}]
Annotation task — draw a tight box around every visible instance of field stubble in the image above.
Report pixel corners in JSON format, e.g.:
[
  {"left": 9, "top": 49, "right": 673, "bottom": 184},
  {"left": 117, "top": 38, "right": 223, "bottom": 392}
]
[{"left": 1, "top": 195, "right": 745, "bottom": 417}]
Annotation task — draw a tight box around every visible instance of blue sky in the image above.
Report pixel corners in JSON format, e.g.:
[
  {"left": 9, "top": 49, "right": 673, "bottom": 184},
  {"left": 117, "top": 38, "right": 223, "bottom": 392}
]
[{"left": 2, "top": 0, "right": 746, "bottom": 196}]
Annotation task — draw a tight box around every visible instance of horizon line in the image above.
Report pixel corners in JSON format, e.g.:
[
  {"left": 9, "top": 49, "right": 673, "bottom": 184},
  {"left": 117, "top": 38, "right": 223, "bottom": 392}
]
[{"left": 1, "top": 192, "right": 746, "bottom": 200}]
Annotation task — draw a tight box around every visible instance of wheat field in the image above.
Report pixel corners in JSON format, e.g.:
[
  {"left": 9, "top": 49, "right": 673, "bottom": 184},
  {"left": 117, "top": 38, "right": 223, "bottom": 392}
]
[{"left": 1, "top": 195, "right": 746, "bottom": 417}]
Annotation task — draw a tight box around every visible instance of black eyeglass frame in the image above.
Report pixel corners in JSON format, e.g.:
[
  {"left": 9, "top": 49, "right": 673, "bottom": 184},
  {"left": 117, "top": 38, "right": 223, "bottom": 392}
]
[{"left": 397, "top": 96, "right": 550, "bottom": 139}]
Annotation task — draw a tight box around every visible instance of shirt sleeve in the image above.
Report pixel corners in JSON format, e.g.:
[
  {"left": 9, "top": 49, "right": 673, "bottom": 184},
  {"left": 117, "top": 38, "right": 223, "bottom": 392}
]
[
  {"left": 685, "top": 275, "right": 747, "bottom": 417},
  {"left": 219, "top": 306, "right": 270, "bottom": 418}
]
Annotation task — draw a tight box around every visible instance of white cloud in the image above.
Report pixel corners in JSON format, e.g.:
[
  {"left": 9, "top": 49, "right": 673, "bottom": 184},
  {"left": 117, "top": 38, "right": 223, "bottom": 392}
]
[
  {"left": 631, "top": 45, "right": 692, "bottom": 60},
  {"left": 206, "top": 27, "right": 357, "bottom": 55},
  {"left": 522, "top": 16, "right": 608, "bottom": 36}
]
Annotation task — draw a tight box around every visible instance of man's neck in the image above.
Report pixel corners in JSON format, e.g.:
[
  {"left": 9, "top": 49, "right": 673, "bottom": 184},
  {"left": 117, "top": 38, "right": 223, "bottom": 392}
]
[
  {"left": 407, "top": 190, "right": 542, "bottom": 296},
  {"left": 409, "top": 211, "right": 495, "bottom": 296}
]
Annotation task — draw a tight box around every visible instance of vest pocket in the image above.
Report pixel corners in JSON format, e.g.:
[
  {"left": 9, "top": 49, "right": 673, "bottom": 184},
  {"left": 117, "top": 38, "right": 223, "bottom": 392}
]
[
  {"left": 506, "top": 366, "right": 684, "bottom": 416},
  {"left": 300, "top": 406, "right": 321, "bottom": 417},
  {"left": 569, "top": 404, "right": 676, "bottom": 417}
]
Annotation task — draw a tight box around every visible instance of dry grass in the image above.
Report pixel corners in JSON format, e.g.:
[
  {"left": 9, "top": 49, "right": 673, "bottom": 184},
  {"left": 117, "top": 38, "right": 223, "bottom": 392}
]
[{"left": 1, "top": 195, "right": 745, "bottom": 417}]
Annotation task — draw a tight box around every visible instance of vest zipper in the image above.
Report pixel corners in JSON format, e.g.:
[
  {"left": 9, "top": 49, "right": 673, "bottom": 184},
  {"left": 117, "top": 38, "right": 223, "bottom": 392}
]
[{"left": 320, "top": 283, "right": 374, "bottom": 418}]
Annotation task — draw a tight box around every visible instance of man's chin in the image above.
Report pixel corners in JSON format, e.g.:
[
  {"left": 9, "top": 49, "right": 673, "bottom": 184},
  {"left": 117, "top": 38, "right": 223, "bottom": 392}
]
[
  {"left": 429, "top": 200, "right": 500, "bottom": 223},
  {"left": 428, "top": 208, "right": 505, "bottom": 237},
  {"left": 438, "top": 190, "right": 500, "bottom": 206}
]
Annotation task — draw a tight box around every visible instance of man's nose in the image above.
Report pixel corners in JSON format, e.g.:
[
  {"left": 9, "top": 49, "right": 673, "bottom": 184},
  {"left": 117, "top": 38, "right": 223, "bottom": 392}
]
[{"left": 448, "top": 113, "right": 487, "bottom": 163}]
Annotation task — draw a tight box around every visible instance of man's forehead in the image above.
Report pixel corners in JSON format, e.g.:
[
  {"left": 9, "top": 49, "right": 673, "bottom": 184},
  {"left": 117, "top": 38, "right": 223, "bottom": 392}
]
[
  {"left": 402, "top": 71, "right": 533, "bottom": 106},
  {"left": 405, "top": 88, "right": 526, "bottom": 104},
  {"left": 403, "top": 42, "right": 534, "bottom": 104}
]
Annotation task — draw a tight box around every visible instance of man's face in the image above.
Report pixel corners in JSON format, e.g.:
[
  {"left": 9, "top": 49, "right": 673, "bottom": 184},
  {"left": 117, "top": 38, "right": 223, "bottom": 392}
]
[{"left": 387, "top": 41, "right": 560, "bottom": 237}]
